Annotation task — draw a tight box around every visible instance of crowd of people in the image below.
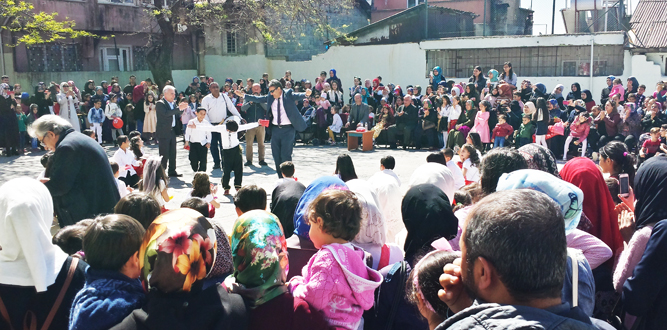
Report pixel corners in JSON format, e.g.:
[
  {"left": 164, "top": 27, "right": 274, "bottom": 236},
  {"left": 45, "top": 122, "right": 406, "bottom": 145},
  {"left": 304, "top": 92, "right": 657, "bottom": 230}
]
[{"left": 0, "top": 64, "right": 666, "bottom": 330}]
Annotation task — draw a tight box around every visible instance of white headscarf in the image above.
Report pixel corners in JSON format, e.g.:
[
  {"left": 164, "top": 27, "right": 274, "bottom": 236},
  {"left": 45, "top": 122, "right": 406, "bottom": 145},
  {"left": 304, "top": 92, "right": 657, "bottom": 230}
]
[
  {"left": 0, "top": 178, "right": 68, "bottom": 292},
  {"left": 346, "top": 179, "right": 387, "bottom": 246},
  {"left": 409, "top": 163, "right": 456, "bottom": 204},
  {"left": 367, "top": 170, "right": 403, "bottom": 242}
]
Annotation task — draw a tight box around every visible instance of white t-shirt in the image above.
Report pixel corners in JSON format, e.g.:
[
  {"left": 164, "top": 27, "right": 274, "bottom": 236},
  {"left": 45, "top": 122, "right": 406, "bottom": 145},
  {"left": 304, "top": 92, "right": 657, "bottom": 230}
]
[
  {"left": 151, "top": 180, "right": 167, "bottom": 206},
  {"left": 115, "top": 178, "right": 129, "bottom": 198},
  {"left": 187, "top": 189, "right": 214, "bottom": 203},
  {"left": 463, "top": 159, "right": 480, "bottom": 182},
  {"left": 446, "top": 160, "right": 466, "bottom": 189}
]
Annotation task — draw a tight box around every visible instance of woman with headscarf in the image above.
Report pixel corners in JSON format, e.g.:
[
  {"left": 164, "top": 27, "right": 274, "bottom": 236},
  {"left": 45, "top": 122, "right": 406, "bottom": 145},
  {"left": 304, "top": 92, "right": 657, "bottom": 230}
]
[
  {"left": 83, "top": 80, "right": 96, "bottom": 96},
  {"left": 581, "top": 89, "right": 595, "bottom": 111},
  {"left": 203, "top": 220, "right": 233, "bottom": 288},
  {"left": 112, "top": 209, "right": 247, "bottom": 329},
  {"left": 68, "top": 80, "right": 81, "bottom": 101},
  {"left": 561, "top": 158, "right": 624, "bottom": 265},
  {"left": 519, "top": 80, "right": 533, "bottom": 103},
  {"left": 223, "top": 210, "right": 328, "bottom": 330},
  {"left": 430, "top": 66, "right": 446, "bottom": 92},
  {"left": 287, "top": 176, "right": 347, "bottom": 280},
  {"left": 30, "top": 83, "right": 53, "bottom": 117},
  {"left": 401, "top": 184, "right": 459, "bottom": 265},
  {"left": 463, "top": 83, "right": 479, "bottom": 104},
  {"left": 408, "top": 162, "right": 456, "bottom": 204},
  {"left": 621, "top": 155, "right": 667, "bottom": 330},
  {"left": 185, "top": 77, "right": 200, "bottom": 96},
  {"left": 271, "top": 180, "right": 307, "bottom": 239},
  {"left": 549, "top": 84, "right": 565, "bottom": 109},
  {"left": 531, "top": 83, "right": 549, "bottom": 103},
  {"left": 56, "top": 82, "right": 81, "bottom": 133},
  {"left": 0, "top": 83, "right": 19, "bottom": 156},
  {"left": 487, "top": 69, "right": 499, "bottom": 87},
  {"left": 567, "top": 83, "right": 582, "bottom": 101},
  {"left": 326, "top": 69, "right": 342, "bottom": 92},
  {"left": 346, "top": 179, "right": 404, "bottom": 270},
  {"left": 518, "top": 143, "right": 561, "bottom": 178},
  {"left": 620, "top": 103, "right": 642, "bottom": 150},
  {"left": 446, "top": 99, "right": 477, "bottom": 149},
  {"left": 0, "top": 178, "right": 87, "bottom": 330}
]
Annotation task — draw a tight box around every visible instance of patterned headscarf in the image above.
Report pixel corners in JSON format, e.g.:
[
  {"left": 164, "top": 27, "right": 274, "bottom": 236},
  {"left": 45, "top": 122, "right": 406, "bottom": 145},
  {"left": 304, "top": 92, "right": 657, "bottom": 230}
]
[
  {"left": 518, "top": 143, "right": 561, "bottom": 178},
  {"left": 0, "top": 83, "right": 10, "bottom": 99},
  {"left": 139, "top": 209, "right": 217, "bottom": 293},
  {"left": 496, "top": 169, "right": 583, "bottom": 233},
  {"left": 207, "top": 220, "right": 233, "bottom": 279},
  {"left": 225, "top": 210, "right": 288, "bottom": 308}
]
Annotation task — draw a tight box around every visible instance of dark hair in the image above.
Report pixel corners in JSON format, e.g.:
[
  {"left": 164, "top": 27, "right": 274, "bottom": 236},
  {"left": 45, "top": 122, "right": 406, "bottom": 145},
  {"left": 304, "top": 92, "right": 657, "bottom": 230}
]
[
  {"left": 280, "top": 161, "right": 295, "bottom": 177},
  {"left": 464, "top": 190, "right": 566, "bottom": 302},
  {"left": 599, "top": 141, "right": 636, "bottom": 189},
  {"left": 533, "top": 97, "right": 549, "bottom": 124},
  {"left": 110, "top": 161, "right": 119, "bottom": 175},
  {"left": 380, "top": 155, "right": 396, "bottom": 170},
  {"left": 94, "top": 99, "right": 102, "bottom": 104},
  {"left": 128, "top": 131, "right": 141, "bottom": 139},
  {"left": 452, "top": 190, "right": 472, "bottom": 212},
  {"left": 467, "top": 132, "right": 483, "bottom": 153},
  {"left": 114, "top": 192, "right": 162, "bottom": 229},
  {"left": 181, "top": 197, "right": 210, "bottom": 218},
  {"left": 605, "top": 177, "right": 622, "bottom": 205},
  {"left": 83, "top": 214, "right": 145, "bottom": 271},
  {"left": 479, "top": 100, "right": 491, "bottom": 112},
  {"left": 233, "top": 185, "right": 267, "bottom": 213},
  {"left": 82, "top": 129, "right": 94, "bottom": 137},
  {"left": 306, "top": 189, "right": 362, "bottom": 241},
  {"left": 40, "top": 151, "right": 53, "bottom": 168},
  {"left": 52, "top": 219, "right": 95, "bottom": 255},
  {"left": 662, "top": 123, "right": 667, "bottom": 130},
  {"left": 116, "top": 135, "right": 128, "bottom": 146},
  {"left": 500, "top": 62, "right": 514, "bottom": 80},
  {"left": 191, "top": 172, "right": 212, "bottom": 198},
  {"left": 461, "top": 144, "right": 480, "bottom": 167},
  {"left": 407, "top": 251, "right": 458, "bottom": 319},
  {"left": 226, "top": 120, "right": 239, "bottom": 132},
  {"left": 498, "top": 114, "right": 507, "bottom": 121},
  {"left": 639, "top": 84, "right": 646, "bottom": 89},
  {"left": 442, "top": 148, "right": 454, "bottom": 160},
  {"left": 426, "top": 152, "right": 447, "bottom": 166},
  {"left": 335, "top": 154, "right": 358, "bottom": 182},
  {"left": 479, "top": 147, "right": 527, "bottom": 195},
  {"left": 268, "top": 79, "right": 283, "bottom": 90},
  {"left": 196, "top": 107, "right": 206, "bottom": 113},
  {"left": 130, "top": 136, "right": 143, "bottom": 160}
]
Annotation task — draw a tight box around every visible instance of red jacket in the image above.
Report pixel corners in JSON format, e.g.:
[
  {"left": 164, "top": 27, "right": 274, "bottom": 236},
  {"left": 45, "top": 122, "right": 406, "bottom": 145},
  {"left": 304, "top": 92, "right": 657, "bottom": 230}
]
[
  {"left": 569, "top": 118, "right": 591, "bottom": 139},
  {"left": 491, "top": 122, "right": 514, "bottom": 140}
]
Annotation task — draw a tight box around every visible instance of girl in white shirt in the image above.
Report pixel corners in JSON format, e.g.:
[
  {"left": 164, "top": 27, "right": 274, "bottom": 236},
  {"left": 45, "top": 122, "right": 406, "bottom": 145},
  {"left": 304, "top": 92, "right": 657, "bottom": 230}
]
[
  {"left": 460, "top": 144, "right": 481, "bottom": 184},
  {"left": 105, "top": 93, "right": 123, "bottom": 142},
  {"left": 448, "top": 96, "right": 462, "bottom": 131},
  {"left": 188, "top": 172, "right": 220, "bottom": 212},
  {"left": 327, "top": 107, "right": 343, "bottom": 145},
  {"left": 140, "top": 156, "right": 170, "bottom": 210}
]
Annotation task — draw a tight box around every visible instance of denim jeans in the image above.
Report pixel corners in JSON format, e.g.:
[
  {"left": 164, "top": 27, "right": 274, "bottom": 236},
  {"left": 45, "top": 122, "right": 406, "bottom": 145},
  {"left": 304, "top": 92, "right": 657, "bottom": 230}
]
[
  {"left": 31, "top": 137, "right": 38, "bottom": 149},
  {"left": 494, "top": 136, "right": 506, "bottom": 148}
]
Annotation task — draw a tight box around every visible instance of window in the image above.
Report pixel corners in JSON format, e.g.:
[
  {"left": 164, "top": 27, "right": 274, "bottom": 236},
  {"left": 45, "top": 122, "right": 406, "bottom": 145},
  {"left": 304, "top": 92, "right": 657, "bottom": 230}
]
[
  {"left": 26, "top": 44, "right": 82, "bottom": 72},
  {"left": 133, "top": 46, "right": 150, "bottom": 71},
  {"left": 100, "top": 46, "right": 131, "bottom": 71},
  {"left": 407, "top": 0, "right": 425, "bottom": 8},
  {"left": 98, "top": 0, "right": 135, "bottom": 4},
  {"left": 226, "top": 30, "right": 237, "bottom": 54}
]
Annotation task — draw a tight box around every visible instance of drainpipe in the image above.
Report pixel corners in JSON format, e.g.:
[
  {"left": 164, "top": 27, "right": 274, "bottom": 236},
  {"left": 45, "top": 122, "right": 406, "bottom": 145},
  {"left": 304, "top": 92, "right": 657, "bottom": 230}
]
[
  {"left": 0, "top": 17, "right": 10, "bottom": 76},
  {"left": 590, "top": 37, "right": 594, "bottom": 91},
  {"left": 483, "top": 0, "right": 487, "bottom": 36},
  {"left": 424, "top": 0, "right": 428, "bottom": 40}
]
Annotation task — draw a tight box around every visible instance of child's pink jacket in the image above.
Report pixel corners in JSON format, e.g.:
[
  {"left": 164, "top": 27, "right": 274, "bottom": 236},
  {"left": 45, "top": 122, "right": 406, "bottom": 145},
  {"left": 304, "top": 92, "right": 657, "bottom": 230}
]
[
  {"left": 289, "top": 243, "right": 383, "bottom": 330},
  {"left": 569, "top": 117, "right": 591, "bottom": 139},
  {"left": 609, "top": 85, "right": 625, "bottom": 101}
]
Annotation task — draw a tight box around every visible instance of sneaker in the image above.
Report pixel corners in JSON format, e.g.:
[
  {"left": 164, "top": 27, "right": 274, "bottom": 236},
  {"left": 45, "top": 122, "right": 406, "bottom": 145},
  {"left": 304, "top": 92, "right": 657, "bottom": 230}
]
[
  {"left": 258, "top": 160, "right": 268, "bottom": 166},
  {"left": 224, "top": 189, "right": 231, "bottom": 195},
  {"left": 244, "top": 161, "right": 252, "bottom": 166}
]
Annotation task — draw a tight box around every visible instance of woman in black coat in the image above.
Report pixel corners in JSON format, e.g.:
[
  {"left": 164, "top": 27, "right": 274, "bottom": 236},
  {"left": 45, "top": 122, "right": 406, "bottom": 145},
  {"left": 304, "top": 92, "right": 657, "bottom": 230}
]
[
  {"left": 0, "top": 83, "right": 19, "bottom": 156},
  {"left": 469, "top": 66, "right": 487, "bottom": 94},
  {"left": 32, "top": 115, "right": 120, "bottom": 227}
]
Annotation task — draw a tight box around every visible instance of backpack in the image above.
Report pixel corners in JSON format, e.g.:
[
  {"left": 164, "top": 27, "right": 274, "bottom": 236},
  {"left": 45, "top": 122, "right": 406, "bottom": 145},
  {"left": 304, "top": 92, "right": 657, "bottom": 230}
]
[{"left": 363, "top": 261, "right": 428, "bottom": 330}]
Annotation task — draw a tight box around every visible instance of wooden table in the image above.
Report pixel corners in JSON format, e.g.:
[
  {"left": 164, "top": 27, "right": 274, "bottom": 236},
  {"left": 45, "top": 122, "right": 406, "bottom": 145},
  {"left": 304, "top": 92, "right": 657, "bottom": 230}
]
[{"left": 346, "top": 131, "right": 374, "bottom": 152}]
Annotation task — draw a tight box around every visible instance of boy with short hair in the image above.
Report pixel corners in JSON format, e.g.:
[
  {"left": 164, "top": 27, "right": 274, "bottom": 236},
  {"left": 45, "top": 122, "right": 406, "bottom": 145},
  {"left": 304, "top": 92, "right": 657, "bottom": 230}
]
[
  {"left": 640, "top": 127, "right": 662, "bottom": 161},
  {"left": 112, "top": 135, "right": 139, "bottom": 187},
  {"left": 275, "top": 161, "right": 297, "bottom": 189},
  {"left": 185, "top": 107, "right": 212, "bottom": 172},
  {"left": 110, "top": 161, "right": 132, "bottom": 198},
  {"left": 515, "top": 113, "right": 536, "bottom": 147},
  {"left": 442, "top": 148, "right": 465, "bottom": 189},
  {"left": 636, "top": 84, "right": 647, "bottom": 110},
  {"left": 233, "top": 184, "right": 267, "bottom": 215},
  {"left": 491, "top": 114, "right": 514, "bottom": 148},
  {"left": 87, "top": 99, "right": 105, "bottom": 144},
  {"left": 512, "top": 91, "right": 524, "bottom": 109},
  {"left": 221, "top": 119, "right": 243, "bottom": 195},
  {"left": 69, "top": 215, "right": 146, "bottom": 330},
  {"left": 82, "top": 129, "right": 95, "bottom": 140}
]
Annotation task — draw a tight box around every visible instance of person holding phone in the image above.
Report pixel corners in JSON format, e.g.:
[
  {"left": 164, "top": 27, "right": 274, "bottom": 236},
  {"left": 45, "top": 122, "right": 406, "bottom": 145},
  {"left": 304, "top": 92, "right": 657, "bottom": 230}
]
[{"left": 0, "top": 83, "right": 20, "bottom": 156}]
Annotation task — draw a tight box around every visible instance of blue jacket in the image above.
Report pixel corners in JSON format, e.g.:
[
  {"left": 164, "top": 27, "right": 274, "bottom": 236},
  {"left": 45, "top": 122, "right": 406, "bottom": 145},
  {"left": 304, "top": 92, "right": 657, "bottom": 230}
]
[
  {"left": 243, "top": 89, "right": 308, "bottom": 132},
  {"left": 69, "top": 267, "right": 146, "bottom": 330},
  {"left": 435, "top": 301, "right": 597, "bottom": 330}
]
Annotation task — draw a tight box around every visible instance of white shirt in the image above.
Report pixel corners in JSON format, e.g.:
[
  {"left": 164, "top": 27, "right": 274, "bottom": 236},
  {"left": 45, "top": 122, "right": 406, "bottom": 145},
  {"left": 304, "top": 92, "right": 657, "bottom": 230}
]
[
  {"left": 187, "top": 189, "right": 214, "bottom": 203},
  {"left": 115, "top": 178, "right": 130, "bottom": 198},
  {"left": 166, "top": 100, "right": 175, "bottom": 127},
  {"left": 462, "top": 159, "right": 480, "bottom": 182},
  {"left": 112, "top": 148, "right": 138, "bottom": 177},
  {"left": 185, "top": 118, "right": 212, "bottom": 145},
  {"left": 449, "top": 104, "right": 462, "bottom": 123},
  {"left": 329, "top": 113, "right": 343, "bottom": 133},
  {"left": 271, "top": 95, "right": 291, "bottom": 126},
  {"left": 105, "top": 103, "right": 122, "bottom": 120},
  {"left": 202, "top": 93, "right": 240, "bottom": 124},
  {"left": 446, "top": 160, "right": 466, "bottom": 189},
  {"left": 220, "top": 123, "right": 240, "bottom": 149}
]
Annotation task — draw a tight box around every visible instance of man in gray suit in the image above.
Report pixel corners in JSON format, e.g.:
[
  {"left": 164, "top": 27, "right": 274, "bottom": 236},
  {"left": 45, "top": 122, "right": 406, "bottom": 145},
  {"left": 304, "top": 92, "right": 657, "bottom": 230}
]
[
  {"left": 346, "top": 93, "right": 370, "bottom": 129},
  {"left": 235, "top": 80, "right": 310, "bottom": 178},
  {"left": 155, "top": 85, "right": 187, "bottom": 177}
]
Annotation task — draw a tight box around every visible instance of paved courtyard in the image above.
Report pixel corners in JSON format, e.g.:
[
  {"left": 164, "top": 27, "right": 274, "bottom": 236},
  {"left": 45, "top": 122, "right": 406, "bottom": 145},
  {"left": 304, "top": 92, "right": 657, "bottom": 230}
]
[{"left": 0, "top": 139, "right": 434, "bottom": 233}]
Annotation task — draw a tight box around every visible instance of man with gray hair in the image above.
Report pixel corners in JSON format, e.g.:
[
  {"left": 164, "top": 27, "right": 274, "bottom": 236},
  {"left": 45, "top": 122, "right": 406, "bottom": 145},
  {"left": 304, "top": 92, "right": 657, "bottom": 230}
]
[
  {"left": 201, "top": 81, "right": 241, "bottom": 170},
  {"left": 156, "top": 85, "right": 188, "bottom": 176},
  {"left": 240, "top": 83, "right": 268, "bottom": 166},
  {"left": 29, "top": 115, "right": 119, "bottom": 227}
]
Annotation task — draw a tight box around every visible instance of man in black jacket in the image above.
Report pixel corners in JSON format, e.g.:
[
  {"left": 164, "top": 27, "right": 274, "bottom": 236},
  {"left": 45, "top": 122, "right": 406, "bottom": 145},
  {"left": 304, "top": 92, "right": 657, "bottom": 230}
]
[
  {"left": 388, "top": 96, "right": 418, "bottom": 149},
  {"left": 155, "top": 85, "right": 187, "bottom": 177},
  {"left": 30, "top": 115, "right": 119, "bottom": 227},
  {"left": 241, "top": 83, "right": 268, "bottom": 166}
]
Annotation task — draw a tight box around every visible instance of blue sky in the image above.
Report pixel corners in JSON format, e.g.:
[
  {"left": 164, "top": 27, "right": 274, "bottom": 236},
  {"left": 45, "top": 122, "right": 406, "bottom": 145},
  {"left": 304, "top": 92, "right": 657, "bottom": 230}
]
[{"left": 521, "top": 0, "right": 639, "bottom": 35}]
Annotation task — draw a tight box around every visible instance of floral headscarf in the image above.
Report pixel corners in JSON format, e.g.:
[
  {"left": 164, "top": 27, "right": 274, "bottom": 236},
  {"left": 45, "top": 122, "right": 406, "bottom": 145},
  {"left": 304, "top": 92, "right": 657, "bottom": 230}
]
[
  {"left": 225, "top": 210, "right": 288, "bottom": 308},
  {"left": 139, "top": 209, "right": 217, "bottom": 293},
  {"left": 518, "top": 143, "right": 561, "bottom": 178},
  {"left": 0, "top": 83, "right": 10, "bottom": 99}
]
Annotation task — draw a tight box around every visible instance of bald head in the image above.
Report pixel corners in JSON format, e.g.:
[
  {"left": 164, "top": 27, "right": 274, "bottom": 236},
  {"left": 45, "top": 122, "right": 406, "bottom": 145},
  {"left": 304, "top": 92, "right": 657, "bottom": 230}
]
[
  {"left": 403, "top": 95, "right": 412, "bottom": 105},
  {"left": 354, "top": 93, "right": 362, "bottom": 105},
  {"left": 252, "top": 83, "right": 261, "bottom": 94}
]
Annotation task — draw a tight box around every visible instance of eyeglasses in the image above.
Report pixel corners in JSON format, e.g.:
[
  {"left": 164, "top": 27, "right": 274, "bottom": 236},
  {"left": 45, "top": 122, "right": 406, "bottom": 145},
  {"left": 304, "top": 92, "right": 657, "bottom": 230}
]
[
  {"left": 268, "top": 88, "right": 276, "bottom": 94},
  {"left": 38, "top": 132, "right": 51, "bottom": 147}
]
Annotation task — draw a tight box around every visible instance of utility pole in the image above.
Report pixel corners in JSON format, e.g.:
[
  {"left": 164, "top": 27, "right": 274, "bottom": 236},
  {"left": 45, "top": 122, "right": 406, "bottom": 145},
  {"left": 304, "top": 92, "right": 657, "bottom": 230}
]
[
  {"left": 425, "top": 0, "right": 429, "bottom": 40},
  {"left": 551, "top": 0, "right": 556, "bottom": 34},
  {"left": 483, "top": 0, "right": 487, "bottom": 36}
]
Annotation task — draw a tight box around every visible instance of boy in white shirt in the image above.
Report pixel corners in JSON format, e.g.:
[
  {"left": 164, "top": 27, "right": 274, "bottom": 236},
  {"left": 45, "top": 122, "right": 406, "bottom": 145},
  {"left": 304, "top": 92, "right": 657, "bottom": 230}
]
[
  {"left": 220, "top": 119, "right": 243, "bottom": 195},
  {"left": 184, "top": 107, "right": 212, "bottom": 172},
  {"left": 442, "top": 148, "right": 466, "bottom": 189},
  {"left": 110, "top": 161, "right": 132, "bottom": 198},
  {"left": 112, "top": 135, "right": 139, "bottom": 187}
]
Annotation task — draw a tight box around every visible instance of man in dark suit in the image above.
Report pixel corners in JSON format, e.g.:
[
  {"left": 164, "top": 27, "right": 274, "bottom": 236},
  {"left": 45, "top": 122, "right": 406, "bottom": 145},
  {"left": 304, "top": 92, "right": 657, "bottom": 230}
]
[
  {"left": 155, "top": 85, "right": 187, "bottom": 177},
  {"left": 346, "top": 93, "right": 370, "bottom": 129},
  {"left": 235, "top": 80, "right": 310, "bottom": 178},
  {"left": 388, "top": 95, "right": 418, "bottom": 150}
]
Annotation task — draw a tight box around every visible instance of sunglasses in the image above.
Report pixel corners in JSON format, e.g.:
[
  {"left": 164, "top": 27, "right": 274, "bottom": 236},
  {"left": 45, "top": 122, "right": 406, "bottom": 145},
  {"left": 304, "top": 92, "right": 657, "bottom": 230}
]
[{"left": 269, "top": 88, "right": 277, "bottom": 94}]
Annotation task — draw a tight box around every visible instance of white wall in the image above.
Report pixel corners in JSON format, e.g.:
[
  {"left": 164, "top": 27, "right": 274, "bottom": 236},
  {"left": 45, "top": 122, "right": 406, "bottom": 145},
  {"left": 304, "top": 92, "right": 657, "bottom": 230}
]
[{"left": 645, "top": 52, "right": 667, "bottom": 75}]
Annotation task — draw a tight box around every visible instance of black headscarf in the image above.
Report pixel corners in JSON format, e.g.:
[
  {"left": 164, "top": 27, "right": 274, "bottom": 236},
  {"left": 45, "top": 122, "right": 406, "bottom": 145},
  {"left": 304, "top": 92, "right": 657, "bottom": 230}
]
[
  {"left": 634, "top": 155, "right": 667, "bottom": 228},
  {"left": 566, "top": 83, "right": 582, "bottom": 100},
  {"left": 582, "top": 89, "right": 594, "bottom": 102},
  {"left": 270, "top": 180, "right": 306, "bottom": 239},
  {"left": 401, "top": 184, "right": 458, "bottom": 264}
]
